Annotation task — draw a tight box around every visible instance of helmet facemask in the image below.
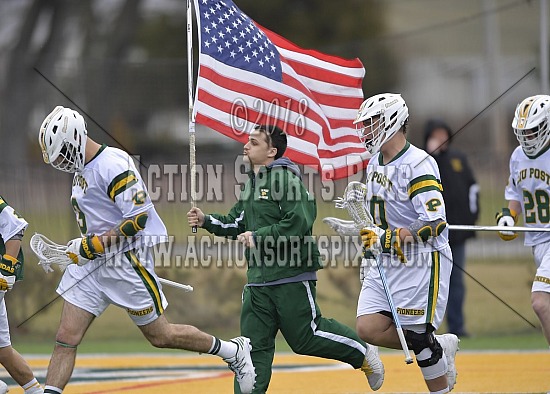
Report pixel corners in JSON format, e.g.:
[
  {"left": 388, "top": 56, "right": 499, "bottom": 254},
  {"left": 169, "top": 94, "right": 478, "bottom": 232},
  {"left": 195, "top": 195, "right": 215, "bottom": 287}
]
[
  {"left": 514, "top": 120, "right": 550, "bottom": 157},
  {"left": 52, "top": 138, "right": 85, "bottom": 173},
  {"left": 357, "top": 116, "right": 386, "bottom": 155}
]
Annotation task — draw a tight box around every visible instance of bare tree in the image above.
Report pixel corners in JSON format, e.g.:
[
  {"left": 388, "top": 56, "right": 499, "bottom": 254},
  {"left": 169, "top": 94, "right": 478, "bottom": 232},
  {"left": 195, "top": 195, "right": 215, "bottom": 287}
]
[
  {"left": 0, "top": 0, "right": 142, "bottom": 166},
  {"left": 0, "top": 0, "right": 70, "bottom": 166}
]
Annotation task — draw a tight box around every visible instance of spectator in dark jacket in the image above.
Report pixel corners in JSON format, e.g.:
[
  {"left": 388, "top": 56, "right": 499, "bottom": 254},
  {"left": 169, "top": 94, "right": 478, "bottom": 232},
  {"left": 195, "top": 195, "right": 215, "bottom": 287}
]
[{"left": 424, "top": 119, "right": 480, "bottom": 338}]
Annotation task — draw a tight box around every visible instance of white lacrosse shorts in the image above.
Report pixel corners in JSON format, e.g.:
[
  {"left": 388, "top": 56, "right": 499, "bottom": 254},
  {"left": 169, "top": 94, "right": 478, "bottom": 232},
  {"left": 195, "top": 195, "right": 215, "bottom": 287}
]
[
  {"left": 0, "top": 295, "right": 10, "bottom": 348},
  {"left": 357, "top": 245, "right": 452, "bottom": 329},
  {"left": 57, "top": 247, "right": 168, "bottom": 326},
  {"left": 532, "top": 242, "right": 550, "bottom": 293}
]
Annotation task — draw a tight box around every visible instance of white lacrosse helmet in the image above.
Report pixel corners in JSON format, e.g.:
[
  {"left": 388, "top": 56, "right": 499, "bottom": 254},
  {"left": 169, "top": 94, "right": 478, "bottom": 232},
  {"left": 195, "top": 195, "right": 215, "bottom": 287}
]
[
  {"left": 512, "top": 95, "right": 550, "bottom": 157},
  {"left": 38, "top": 106, "right": 87, "bottom": 173},
  {"left": 353, "top": 93, "right": 409, "bottom": 155}
]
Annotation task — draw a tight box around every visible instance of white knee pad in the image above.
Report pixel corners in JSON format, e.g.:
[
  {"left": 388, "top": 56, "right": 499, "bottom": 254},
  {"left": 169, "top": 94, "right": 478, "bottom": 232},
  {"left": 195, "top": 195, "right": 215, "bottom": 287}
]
[{"left": 416, "top": 347, "right": 448, "bottom": 380}]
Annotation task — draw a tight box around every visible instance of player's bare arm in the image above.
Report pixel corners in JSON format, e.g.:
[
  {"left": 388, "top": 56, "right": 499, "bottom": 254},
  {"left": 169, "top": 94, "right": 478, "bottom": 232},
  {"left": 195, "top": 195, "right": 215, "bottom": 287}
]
[
  {"left": 508, "top": 200, "right": 522, "bottom": 216},
  {"left": 4, "top": 238, "right": 21, "bottom": 258}
]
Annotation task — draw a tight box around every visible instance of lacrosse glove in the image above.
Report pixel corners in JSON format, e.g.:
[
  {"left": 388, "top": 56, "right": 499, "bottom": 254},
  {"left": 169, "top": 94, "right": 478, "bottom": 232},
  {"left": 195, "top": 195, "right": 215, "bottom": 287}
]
[
  {"left": 0, "top": 255, "right": 20, "bottom": 291},
  {"left": 495, "top": 208, "right": 518, "bottom": 241},
  {"left": 360, "top": 226, "right": 406, "bottom": 263},
  {"left": 66, "top": 235, "right": 104, "bottom": 266}
]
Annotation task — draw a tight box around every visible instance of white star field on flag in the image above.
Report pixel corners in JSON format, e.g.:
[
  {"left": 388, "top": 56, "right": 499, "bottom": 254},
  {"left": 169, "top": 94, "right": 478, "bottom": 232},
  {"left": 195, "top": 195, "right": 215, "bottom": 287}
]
[{"left": 198, "top": 0, "right": 283, "bottom": 81}]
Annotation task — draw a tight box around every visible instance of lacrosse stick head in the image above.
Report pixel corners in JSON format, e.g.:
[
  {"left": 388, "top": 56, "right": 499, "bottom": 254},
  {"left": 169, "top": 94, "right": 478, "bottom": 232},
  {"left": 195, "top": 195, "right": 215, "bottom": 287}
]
[
  {"left": 335, "top": 181, "right": 374, "bottom": 227},
  {"left": 322, "top": 217, "right": 361, "bottom": 236},
  {"left": 30, "top": 233, "right": 71, "bottom": 273}
]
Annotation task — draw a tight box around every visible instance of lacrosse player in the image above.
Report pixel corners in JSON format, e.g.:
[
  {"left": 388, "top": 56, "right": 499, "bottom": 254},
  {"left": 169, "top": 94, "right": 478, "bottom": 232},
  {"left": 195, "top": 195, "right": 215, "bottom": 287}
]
[
  {"left": 496, "top": 94, "right": 550, "bottom": 346},
  {"left": 354, "top": 93, "right": 459, "bottom": 393},
  {"left": 38, "top": 106, "right": 255, "bottom": 394},
  {"left": 187, "top": 124, "right": 384, "bottom": 393},
  {"left": 0, "top": 197, "right": 43, "bottom": 393}
]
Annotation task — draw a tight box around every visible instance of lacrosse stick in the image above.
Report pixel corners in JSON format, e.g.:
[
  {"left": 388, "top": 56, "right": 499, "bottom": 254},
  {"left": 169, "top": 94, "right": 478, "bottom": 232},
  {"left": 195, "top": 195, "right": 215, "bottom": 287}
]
[
  {"left": 322, "top": 217, "right": 361, "bottom": 236},
  {"left": 448, "top": 224, "right": 550, "bottom": 233},
  {"left": 30, "top": 233, "right": 193, "bottom": 292},
  {"left": 336, "top": 181, "right": 413, "bottom": 364}
]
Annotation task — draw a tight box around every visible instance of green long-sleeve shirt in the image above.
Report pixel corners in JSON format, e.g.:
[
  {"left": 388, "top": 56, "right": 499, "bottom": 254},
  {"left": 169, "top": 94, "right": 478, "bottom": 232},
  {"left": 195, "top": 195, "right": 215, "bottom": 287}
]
[{"left": 202, "top": 157, "right": 322, "bottom": 284}]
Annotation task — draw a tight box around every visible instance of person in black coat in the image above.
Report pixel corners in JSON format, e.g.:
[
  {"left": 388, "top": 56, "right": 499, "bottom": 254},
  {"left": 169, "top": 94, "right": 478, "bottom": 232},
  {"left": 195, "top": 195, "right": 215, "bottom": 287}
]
[{"left": 424, "top": 119, "right": 480, "bottom": 338}]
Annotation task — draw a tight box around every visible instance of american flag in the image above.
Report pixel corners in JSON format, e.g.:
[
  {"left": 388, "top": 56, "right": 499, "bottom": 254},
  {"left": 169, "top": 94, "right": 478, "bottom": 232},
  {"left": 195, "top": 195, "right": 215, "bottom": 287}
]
[{"left": 192, "top": 0, "right": 369, "bottom": 179}]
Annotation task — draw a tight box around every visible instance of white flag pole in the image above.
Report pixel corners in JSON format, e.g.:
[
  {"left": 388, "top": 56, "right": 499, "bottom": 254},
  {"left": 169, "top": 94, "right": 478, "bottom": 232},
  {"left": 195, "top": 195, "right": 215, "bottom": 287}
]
[{"left": 187, "top": 0, "right": 197, "bottom": 233}]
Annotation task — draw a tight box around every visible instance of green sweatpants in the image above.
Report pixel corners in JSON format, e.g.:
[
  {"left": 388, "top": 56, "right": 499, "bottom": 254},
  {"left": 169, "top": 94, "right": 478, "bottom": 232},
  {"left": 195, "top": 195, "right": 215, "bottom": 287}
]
[{"left": 234, "top": 280, "right": 367, "bottom": 394}]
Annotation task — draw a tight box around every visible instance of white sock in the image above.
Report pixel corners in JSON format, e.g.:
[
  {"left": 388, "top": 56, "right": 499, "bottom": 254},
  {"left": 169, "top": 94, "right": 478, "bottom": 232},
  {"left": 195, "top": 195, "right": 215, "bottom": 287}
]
[
  {"left": 23, "top": 378, "right": 43, "bottom": 393},
  {"left": 207, "top": 336, "right": 238, "bottom": 359},
  {"left": 44, "top": 385, "right": 62, "bottom": 393}
]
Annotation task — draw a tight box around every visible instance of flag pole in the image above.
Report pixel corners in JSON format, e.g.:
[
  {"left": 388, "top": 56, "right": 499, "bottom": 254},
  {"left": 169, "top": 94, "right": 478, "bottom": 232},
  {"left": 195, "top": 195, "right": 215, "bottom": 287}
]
[{"left": 187, "top": 0, "right": 197, "bottom": 233}]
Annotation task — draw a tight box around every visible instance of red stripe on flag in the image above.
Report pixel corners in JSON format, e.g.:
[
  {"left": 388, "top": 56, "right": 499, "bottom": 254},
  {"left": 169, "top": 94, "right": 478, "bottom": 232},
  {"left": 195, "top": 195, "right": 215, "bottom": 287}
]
[
  {"left": 261, "top": 25, "right": 366, "bottom": 70},
  {"left": 196, "top": 86, "right": 365, "bottom": 150},
  {"left": 196, "top": 104, "right": 368, "bottom": 159},
  {"left": 195, "top": 113, "right": 369, "bottom": 178},
  {"left": 281, "top": 57, "right": 364, "bottom": 88},
  {"left": 198, "top": 66, "right": 362, "bottom": 144},
  {"left": 281, "top": 55, "right": 362, "bottom": 88}
]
